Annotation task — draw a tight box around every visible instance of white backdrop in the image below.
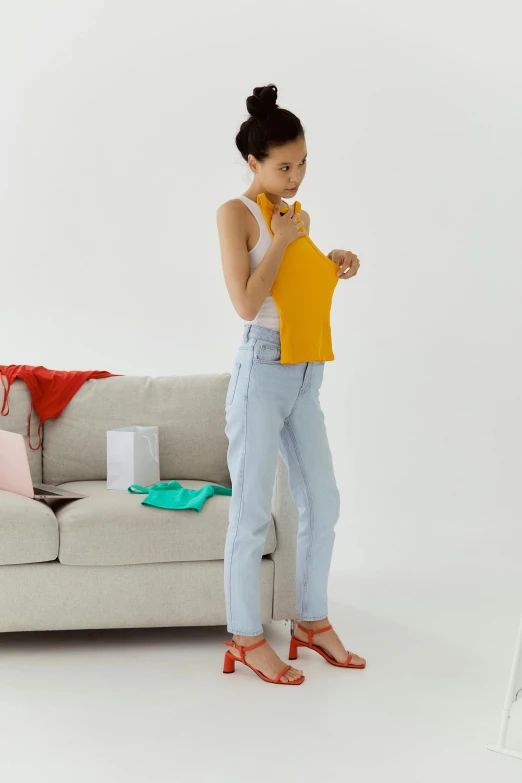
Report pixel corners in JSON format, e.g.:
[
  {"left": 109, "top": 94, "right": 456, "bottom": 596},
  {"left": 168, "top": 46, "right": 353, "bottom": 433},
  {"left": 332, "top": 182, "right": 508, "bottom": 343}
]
[{"left": 1, "top": 0, "right": 521, "bottom": 582}]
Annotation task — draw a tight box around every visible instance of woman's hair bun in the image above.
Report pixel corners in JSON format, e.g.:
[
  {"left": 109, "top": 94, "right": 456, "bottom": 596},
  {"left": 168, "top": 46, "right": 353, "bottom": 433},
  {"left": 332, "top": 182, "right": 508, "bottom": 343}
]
[
  {"left": 246, "top": 84, "right": 278, "bottom": 121},
  {"left": 235, "top": 83, "right": 303, "bottom": 164}
]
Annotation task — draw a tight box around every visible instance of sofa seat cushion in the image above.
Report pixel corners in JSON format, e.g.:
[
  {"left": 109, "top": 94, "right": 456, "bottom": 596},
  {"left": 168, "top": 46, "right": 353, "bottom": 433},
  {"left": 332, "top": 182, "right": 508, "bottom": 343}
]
[
  {"left": 51, "top": 480, "right": 277, "bottom": 566},
  {"left": 0, "top": 489, "right": 59, "bottom": 565}
]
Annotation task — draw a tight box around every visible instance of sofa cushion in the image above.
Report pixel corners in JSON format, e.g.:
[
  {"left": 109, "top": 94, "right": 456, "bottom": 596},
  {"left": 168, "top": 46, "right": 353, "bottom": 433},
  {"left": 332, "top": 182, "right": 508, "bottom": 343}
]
[
  {"left": 51, "top": 480, "right": 276, "bottom": 566},
  {"left": 42, "top": 375, "right": 232, "bottom": 487},
  {"left": 1, "top": 379, "right": 43, "bottom": 482},
  {"left": 0, "top": 489, "right": 58, "bottom": 565}
]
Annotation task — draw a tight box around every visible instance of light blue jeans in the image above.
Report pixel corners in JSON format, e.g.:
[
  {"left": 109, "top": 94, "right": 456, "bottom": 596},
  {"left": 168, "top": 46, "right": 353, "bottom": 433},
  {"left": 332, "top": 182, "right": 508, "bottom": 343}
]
[{"left": 224, "top": 323, "right": 341, "bottom": 636}]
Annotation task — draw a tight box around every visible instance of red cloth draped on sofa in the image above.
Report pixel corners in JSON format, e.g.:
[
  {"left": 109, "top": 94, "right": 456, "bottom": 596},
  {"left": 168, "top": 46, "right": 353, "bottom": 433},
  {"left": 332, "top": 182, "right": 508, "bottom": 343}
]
[{"left": 0, "top": 365, "right": 122, "bottom": 450}]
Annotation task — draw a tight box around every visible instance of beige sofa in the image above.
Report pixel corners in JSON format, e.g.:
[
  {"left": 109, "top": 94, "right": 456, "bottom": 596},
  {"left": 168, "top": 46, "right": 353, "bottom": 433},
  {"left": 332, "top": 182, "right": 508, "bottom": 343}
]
[{"left": 0, "top": 375, "right": 298, "bottom": 634}]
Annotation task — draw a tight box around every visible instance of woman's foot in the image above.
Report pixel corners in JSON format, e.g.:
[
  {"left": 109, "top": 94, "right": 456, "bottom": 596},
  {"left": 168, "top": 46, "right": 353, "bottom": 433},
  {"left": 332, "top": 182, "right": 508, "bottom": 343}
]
[
  {"left": 229, "top": 633, "right": 304, "bottom": 682},
  {"left": 294, "top": 618, "right": 366, "bottom": 666}
]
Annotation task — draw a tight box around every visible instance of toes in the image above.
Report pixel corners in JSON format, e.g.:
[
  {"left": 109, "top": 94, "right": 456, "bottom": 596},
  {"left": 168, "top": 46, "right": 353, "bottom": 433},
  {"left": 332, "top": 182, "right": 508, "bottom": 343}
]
[{"left": 277, "top": 665, "right": 303, "bottom": 682}]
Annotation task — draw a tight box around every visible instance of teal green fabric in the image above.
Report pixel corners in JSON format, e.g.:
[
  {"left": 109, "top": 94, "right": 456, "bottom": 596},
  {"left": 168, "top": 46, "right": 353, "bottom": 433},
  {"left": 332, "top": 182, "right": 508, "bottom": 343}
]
[{"left": 128, "top": 480, "right": 232, "bottom": 511}]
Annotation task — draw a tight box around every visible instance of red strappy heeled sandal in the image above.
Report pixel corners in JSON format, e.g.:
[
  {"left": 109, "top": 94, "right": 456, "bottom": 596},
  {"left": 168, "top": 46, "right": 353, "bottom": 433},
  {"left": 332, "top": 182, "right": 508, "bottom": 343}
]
[
  {"left": 223, "top": 637, "right": 305, "bottom": 684},
  {"left": 288, "top": 623, "right": 366, "bottom": 668}
]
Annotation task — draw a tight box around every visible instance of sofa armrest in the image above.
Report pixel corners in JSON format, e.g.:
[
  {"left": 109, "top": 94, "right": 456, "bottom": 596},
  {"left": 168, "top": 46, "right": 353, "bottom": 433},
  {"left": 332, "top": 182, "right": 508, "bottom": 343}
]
[{"left": 268, "top": 452, "right": 298, "bottom": 622}]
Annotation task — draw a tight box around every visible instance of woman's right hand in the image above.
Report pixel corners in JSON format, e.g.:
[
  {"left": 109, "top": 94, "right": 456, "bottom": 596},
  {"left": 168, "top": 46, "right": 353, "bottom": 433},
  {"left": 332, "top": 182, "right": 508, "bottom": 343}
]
[{"left": 271, "top": 203, "right": 307, "bottom": 246}]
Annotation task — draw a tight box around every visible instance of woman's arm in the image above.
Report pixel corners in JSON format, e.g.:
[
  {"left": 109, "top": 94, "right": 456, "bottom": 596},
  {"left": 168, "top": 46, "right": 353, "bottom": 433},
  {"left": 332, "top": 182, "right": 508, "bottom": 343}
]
[{"left": 216, "top": 201, "right": 289, "bottom": 321}]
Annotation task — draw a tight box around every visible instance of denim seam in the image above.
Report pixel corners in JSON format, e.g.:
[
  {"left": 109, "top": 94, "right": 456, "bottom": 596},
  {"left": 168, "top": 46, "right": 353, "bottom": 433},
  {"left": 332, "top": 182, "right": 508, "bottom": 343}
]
[
  {"left": 271, "top": 468, "right": 278, "bottom": 620},
  {"left": 284, "top": 416, "right": 315, "bottom": 618},
  {"left": 227, "top": 360, "right": 253, "bottom": 629},
  {"left": 285, "top": 365, "right": 311, "bottom": 419},
  {"left": 226, "top": 361, "right": 241, "bottom": 407},
  {"left": 299, "top": 363, "right": 313, "bottom": 396}
]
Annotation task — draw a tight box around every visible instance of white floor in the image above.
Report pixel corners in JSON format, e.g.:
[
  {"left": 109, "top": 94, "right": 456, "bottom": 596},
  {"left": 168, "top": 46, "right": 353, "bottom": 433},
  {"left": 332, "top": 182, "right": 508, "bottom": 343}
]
[{"left": 1, "top": 564, "right": 522, "bottom": 783}]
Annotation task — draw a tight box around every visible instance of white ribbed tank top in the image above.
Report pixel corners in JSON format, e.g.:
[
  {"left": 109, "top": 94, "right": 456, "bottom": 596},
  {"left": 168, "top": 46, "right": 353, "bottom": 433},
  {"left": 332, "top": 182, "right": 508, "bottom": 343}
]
[{"left": 237, "top": 194, "right": 282, "bottom": 332}]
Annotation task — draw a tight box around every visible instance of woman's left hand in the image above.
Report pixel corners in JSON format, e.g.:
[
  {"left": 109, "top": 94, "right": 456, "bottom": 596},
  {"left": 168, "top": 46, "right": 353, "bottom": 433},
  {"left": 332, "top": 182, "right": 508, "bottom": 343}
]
[{"left": 331, "top": 249, "right": 360, "bottom": 279}]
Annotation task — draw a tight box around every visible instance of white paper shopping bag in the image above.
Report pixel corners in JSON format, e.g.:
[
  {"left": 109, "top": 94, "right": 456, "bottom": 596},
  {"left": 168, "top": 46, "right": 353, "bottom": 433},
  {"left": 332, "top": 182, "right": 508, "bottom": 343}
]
[{"left": 106, "top": 425, "right": 160, "bottom": 491}]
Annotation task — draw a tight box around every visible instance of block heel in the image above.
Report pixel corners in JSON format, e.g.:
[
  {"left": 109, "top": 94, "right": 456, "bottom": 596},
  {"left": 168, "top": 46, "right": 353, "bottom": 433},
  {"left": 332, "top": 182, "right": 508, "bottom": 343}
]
[
  {"left": 222, "top": 637, "right": 305, "bottom": 684},
  {"left": 223, "top": 650, "right": 237, "bottom": 673},
  {"left": 289, "top": 623, "right": 366, "bottom": 668}
]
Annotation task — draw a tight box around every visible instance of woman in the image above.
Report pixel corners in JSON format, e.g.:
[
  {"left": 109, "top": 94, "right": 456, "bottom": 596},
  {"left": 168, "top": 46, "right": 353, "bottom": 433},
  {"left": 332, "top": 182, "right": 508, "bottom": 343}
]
[{"left": 216, "top": 83, "right": 364, "bottom": 685}]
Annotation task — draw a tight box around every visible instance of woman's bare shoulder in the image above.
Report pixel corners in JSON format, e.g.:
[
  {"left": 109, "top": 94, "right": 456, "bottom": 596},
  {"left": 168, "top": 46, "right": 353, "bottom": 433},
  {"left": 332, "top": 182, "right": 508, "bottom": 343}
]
[
  {"left": 216, "top": 198, "right": 250, "bottom": 222},
  {"left": 216, "top": 198, "right": 246, "bottom": 213},
  {"left": 216, "top": 200, "right": 249, "bottom": 247}
]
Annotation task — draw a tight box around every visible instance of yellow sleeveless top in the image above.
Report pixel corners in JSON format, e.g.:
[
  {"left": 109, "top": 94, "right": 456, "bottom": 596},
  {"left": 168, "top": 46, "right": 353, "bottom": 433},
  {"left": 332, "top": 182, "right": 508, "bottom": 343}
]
[{"left": 256, "top": 193, "right": 339, "bottom": 364}]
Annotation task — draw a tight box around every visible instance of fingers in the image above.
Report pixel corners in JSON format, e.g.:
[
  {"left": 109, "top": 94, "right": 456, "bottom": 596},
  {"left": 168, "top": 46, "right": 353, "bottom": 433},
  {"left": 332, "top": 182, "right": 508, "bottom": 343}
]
[{"left": 338, "top": 258, "right": 360, "bottom": 278}]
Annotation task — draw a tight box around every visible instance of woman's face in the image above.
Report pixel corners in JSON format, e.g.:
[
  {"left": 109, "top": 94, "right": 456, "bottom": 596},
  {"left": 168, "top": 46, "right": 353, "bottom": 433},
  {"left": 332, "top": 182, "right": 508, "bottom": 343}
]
[{"left": 249, "top": 138, "right": 307, "bottom": 198}]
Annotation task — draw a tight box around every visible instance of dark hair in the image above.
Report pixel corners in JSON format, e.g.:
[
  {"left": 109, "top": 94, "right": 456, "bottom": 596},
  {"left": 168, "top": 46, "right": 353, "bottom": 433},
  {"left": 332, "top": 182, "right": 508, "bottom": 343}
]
[{"left": 235, "top": 83, "right": 305, "bottom": 164}]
